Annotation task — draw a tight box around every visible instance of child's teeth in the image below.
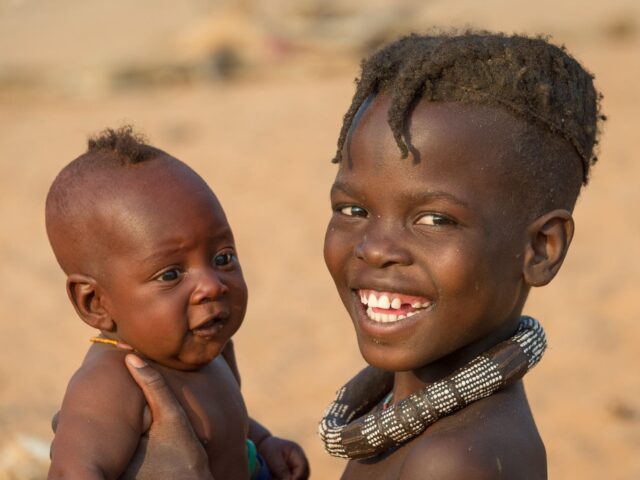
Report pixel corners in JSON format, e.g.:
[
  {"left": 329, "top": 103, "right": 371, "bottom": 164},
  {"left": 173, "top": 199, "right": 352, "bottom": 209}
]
[
  {"left": 368, "top": 293, "right": 378, "bottom": 308},
  {"left": 363, "top": 291, "right": 430, "bottom": 321},
  {"left": 366, "top": 307, "right": 402, "bottom": 323},
  {"left": 378, "top": 295, "right": 390, "bottom": 309}
]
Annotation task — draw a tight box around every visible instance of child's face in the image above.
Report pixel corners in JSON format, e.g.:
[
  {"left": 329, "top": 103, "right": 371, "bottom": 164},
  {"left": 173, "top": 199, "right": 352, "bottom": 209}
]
[
  {"left": 324, "top": 96, "right": 531, "bottom": 372},
  {"left": 96, "top": 161, "right": 247, "bottom": 371}
]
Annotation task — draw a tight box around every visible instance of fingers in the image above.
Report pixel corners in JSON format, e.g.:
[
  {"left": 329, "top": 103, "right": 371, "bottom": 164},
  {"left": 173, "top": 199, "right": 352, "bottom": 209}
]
[
  {"left": 124, "top": 354, "right": 183, "bottom": 422},
  {"left": 268, "top": 457, "right": 291, "bottom": 480},
  {"left": 287, "top": 447, "right": 310, "bottom": 480},
  {"left": 116, "top": 341, "right": 134, "bottom": 351}
]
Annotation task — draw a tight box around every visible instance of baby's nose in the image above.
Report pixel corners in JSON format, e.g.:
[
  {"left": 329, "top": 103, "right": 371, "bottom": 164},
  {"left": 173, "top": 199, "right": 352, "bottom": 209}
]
[{"left": 190, "top": 269, "right": 228, "bottom": 304}]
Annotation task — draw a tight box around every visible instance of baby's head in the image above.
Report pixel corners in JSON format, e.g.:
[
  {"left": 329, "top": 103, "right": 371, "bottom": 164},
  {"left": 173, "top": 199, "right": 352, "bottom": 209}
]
[
  {"left": 324, "top": 33, "right": 603, "bottom": 372},
  {"left": 46, "top": 127, "right": 247, "bottom": 371}
]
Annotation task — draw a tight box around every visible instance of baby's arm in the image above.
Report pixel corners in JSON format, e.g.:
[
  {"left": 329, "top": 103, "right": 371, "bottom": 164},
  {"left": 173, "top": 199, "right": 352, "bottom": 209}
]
[
  {"left": 221, "top": 340, "right": 310, "bottom": 480},
  {"left": 49, "top": 351, "right": 146, "bottom": 480}
]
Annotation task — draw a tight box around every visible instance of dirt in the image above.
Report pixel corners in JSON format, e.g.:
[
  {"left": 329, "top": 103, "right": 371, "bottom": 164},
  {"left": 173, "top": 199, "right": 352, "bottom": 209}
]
[{"left": 0, "top": 1, "right": 638, "bottom": 478}]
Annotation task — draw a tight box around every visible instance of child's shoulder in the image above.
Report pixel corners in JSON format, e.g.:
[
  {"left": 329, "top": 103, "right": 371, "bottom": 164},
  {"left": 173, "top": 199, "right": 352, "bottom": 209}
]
[
  {"left": 400, "top": 382, "right": 546, "bottom": 480},
  {"left": 63, "top": 344, "right": 147, "bottom": 426}
]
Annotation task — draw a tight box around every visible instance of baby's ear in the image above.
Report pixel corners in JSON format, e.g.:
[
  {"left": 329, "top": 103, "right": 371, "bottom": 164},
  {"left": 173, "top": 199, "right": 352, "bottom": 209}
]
[
  {"left": 522, "top": 209, "right": 575, "bottom": 287},
  {"left": 66, "top": 274, "right": 116, "bottom": 331}
]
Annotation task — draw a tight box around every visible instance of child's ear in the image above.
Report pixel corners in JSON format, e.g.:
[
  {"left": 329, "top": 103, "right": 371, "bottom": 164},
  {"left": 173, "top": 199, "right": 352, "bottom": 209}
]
[
  {"left": 66, "top": 273, "right": 116, "bottom": 331},
  {"left": 523, "top": 209, "right": 575, "bottom": 287}
]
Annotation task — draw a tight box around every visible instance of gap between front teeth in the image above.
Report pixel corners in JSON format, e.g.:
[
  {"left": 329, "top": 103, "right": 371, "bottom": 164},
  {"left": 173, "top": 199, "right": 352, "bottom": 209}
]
[{"left": 360, "top": 293, "right": 430, "bottom": 309}]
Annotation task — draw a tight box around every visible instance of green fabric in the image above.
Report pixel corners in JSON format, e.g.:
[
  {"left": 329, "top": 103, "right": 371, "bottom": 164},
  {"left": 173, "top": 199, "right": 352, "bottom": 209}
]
[{"left": 246, "top": 439, "right": 258, "bottom": 477}]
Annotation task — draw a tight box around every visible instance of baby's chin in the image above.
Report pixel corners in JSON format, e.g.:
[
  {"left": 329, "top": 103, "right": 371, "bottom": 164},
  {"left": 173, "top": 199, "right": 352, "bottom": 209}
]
[
  {"left": 148, "top": 350, "right": 222, "bottom": 371},
  {"left": 124, "top": 344, "right": 221, "bottom": 371}
]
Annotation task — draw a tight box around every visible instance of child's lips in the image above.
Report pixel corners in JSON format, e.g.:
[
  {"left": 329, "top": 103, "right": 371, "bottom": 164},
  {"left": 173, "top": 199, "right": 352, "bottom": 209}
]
[
  {"left": 356, "top": 288, "right": 433, "bottom": 324},
  {"left": 191, "top": 315, "right": 226, "bottom": 337}
]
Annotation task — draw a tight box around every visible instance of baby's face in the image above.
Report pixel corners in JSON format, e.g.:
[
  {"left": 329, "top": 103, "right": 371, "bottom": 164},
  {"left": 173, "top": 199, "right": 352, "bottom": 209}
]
[
  {"left": 324, "top": 96, "right": 531, "bottom": 372},
  {"left": 97, "top": 161, "right": 247, "bottom": 370}
]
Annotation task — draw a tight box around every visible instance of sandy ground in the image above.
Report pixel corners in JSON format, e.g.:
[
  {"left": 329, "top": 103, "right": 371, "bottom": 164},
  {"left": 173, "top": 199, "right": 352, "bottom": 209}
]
[{"left": 1, "top": 1, "right": 639, "bottom": 478}]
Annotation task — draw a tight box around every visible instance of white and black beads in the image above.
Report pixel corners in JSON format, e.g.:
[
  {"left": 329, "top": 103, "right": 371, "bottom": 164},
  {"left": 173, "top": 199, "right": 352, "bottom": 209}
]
[{"left": 318, "top": 316, "right": 547, "bottom": 459}]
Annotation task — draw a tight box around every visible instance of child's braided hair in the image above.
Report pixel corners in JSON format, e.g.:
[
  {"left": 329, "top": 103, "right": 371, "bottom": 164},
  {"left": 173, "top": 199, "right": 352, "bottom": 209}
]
[{"left": 334, "top": 32, "right": 604, "bottom": 185}]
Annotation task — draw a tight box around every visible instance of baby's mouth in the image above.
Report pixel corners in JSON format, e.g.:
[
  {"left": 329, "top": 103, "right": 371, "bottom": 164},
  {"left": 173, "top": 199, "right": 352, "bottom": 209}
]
[
  {"left": 191, "top": 315, "right": 226, "bottom": 337},
  {"left": 357, "top": 289, "right": 432, "bottom": 323}
]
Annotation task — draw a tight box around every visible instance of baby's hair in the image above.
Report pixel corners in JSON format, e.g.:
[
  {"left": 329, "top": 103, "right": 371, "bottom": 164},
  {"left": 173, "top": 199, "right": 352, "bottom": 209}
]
[
  {"left": 86, "top": 125, "right": 162, "bottom": 164},
  {"left": 334, "top": 32, "right": 604, "bottom": 185}
]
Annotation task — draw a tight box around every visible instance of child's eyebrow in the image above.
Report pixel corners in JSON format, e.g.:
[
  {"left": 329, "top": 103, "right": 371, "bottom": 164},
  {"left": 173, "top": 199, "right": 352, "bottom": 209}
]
[
  {"left": 331, "top": 181, "right": 469, "bottom": 208},
  {"left": 140, "top": 245, "right": 186, "bottom": 266},
  {"left": 330, "top": 182, "right": 355, "bottom": 197},
  {"left": 405, "top": 190, "right": 470, "bottom": 208},
  {"left": 140, "top": 228, "right": 235, "bottom": 266}
]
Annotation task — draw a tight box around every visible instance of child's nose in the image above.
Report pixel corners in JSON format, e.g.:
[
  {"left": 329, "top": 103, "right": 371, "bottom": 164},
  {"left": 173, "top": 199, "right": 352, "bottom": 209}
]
[
  {"left": 190, "top": 269, "right": 228, "bottom": 304},
  {"left": 354, "top": 223, "right": 412, "bottom": 268}
]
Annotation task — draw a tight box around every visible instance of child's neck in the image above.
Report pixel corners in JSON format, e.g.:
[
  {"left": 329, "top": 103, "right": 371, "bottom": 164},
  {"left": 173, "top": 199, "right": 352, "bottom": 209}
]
[{"left": 392, "top": 314, "right": 521, "bottom": 402}]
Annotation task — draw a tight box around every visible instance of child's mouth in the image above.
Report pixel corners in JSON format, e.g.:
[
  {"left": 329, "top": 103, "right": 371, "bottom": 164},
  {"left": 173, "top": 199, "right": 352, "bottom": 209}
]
[
  {"left": 191, "top": 316, "right": 225, "bottom": 337},
  {"left": 357, "top": 289, "right": 432, "bottom": 323}
]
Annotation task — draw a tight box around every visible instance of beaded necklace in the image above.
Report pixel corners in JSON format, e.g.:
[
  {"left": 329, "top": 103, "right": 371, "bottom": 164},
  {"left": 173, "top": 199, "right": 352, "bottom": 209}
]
[{"left": 318, "top": 316, "right": 546, "bottom": 460}]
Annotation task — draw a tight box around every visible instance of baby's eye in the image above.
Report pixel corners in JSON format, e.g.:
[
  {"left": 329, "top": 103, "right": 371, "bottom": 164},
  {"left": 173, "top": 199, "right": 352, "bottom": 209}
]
[
  {"left": 416, "top": 213, "right": 455, "bottom": 226},
  {"left": 339, "top": 205, "right": 368, "bottom": 218},
  {"left": 214, "top": 252, "right": 236, "bottom": 266},
  {"left": 157, "top": 268, "right": 182, "bottom": 282}
]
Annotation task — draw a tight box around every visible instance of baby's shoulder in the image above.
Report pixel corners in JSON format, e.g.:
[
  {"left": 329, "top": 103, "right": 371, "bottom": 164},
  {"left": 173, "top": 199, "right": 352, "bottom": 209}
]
[
  {"left": 400, "top": 383, "right": 546, "bottom": 480},
  {"left": 63, "top": 345, "right": 145, "bottom": 423}
]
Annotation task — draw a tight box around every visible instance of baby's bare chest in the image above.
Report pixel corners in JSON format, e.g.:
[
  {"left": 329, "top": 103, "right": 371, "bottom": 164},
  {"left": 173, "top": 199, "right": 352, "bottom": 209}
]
[{"left": 158, "top": 357, "right": 249, "bottom": 477}]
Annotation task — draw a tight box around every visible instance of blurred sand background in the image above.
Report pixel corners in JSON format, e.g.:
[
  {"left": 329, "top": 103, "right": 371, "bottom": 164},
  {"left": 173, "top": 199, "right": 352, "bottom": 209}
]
[{"left": 1, "top": 0, "right": 639, "bottom": 478}]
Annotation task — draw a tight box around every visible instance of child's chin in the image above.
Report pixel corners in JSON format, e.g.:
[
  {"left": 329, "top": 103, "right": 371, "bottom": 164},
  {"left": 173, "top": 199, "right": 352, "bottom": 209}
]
[
  {"left": 143, "top": 351, "right": 217, "bottom": 371},
  {"left": 357, "top": 339, "right": 420, "bottom": 372}
]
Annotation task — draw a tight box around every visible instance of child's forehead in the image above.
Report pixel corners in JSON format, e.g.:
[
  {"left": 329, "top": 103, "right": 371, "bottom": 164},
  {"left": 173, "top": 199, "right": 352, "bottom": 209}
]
[
  {"left": 357, "top": 95, "right": 522, "bottom": 135},
  {"left": 338, "top": 96, "right": 536, "bottom": 217},
  {"left": 349, "top": 95, "right": 526, "bottom": 169},
  {"left": 90, "top": 157, "right": 209, "bottom": 205},
  {"left": 87, "top": 159, "right": 224, "bottom": 240}
]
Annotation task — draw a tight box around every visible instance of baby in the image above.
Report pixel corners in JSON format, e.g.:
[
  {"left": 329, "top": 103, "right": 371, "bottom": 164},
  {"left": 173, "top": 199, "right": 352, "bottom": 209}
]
[
  {"left": 46, "top": 128, "right": 308, "bottom": 479},
  {"left": 319, "top": 32, "right": 603, "bottom": 479}
]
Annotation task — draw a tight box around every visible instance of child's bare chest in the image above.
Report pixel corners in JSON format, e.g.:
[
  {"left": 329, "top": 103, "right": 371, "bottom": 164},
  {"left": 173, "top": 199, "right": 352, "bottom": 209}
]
[
  {"left": 341, "top": 443, "right": 411, "bottom": 480},
  {"left": 157, "top": 356, "right": 250, "bottom": 478}
]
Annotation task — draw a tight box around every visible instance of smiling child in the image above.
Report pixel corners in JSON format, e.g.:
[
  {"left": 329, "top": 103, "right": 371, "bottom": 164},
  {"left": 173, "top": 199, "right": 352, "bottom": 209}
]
[
  {"left": 319, "top": 33, "right": 603, "bottom": 479},
  {"left": 46, "top": 127, "right": 308, "bottom": 479}
]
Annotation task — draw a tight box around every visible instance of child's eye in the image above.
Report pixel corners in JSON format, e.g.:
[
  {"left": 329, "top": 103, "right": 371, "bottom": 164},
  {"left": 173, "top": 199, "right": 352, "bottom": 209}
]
[
  {"left": 214, "top": 252, "right": 236, "bottom": 266},
  {"left": 339, "top": 205, "right": 368, "bottom": 218},
  {"left": 156, "top": 268, "right": 182, "bottom": 282},
  {"left": 416, "top": 213, "right": 455, "bottom": 226}
]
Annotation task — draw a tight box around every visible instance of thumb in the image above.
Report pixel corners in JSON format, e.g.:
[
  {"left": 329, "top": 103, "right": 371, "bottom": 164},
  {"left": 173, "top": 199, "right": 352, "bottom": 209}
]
[{"left": 124, "top": 354, "right": 184, "bottom": 423}]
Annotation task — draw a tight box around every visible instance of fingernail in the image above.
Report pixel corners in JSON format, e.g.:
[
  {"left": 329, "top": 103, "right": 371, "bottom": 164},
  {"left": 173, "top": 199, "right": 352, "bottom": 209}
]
[{"left": 126, "top": 354, "right": 147, "bottom": 368}]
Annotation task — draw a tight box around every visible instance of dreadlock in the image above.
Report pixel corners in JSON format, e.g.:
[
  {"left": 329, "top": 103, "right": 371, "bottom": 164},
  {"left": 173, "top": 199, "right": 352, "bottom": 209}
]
[{"left": 334, "top": 32, "right": 604, "bottom": 185}]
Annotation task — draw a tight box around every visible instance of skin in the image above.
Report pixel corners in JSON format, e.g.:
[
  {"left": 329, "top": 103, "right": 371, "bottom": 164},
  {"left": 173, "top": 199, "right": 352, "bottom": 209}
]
[
  {"left": 48, "top": 97, "right": 577, "bottom": 478},
  {"left": 48, "top": 157, "right": 309, "bottom": 479},
  {"left": 323, "top": 95, "right": 575, "bottom": 479}
]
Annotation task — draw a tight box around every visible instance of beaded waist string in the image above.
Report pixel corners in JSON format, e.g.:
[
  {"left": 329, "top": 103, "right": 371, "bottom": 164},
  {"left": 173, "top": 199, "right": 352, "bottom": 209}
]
[{"left": 318, "top": 316, "right": 546, "bottom": 460}]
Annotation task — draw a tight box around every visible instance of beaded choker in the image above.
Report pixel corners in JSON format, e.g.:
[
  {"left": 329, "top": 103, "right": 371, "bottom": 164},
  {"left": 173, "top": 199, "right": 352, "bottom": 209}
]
[{"left": 318, "top": 316, "right": 546, "bottom": 459}]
